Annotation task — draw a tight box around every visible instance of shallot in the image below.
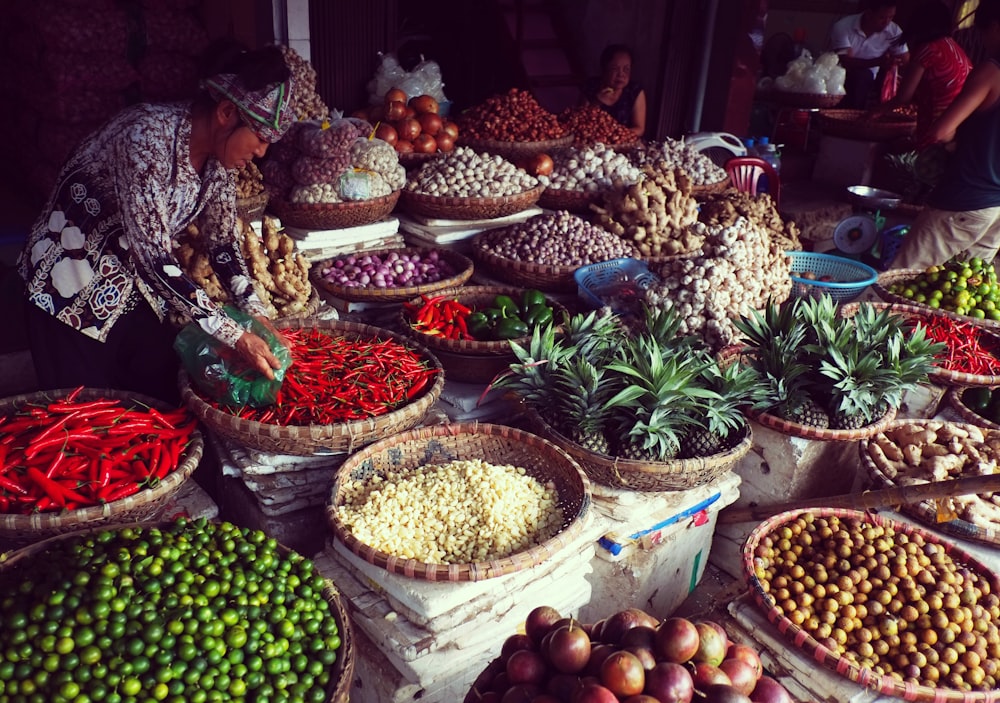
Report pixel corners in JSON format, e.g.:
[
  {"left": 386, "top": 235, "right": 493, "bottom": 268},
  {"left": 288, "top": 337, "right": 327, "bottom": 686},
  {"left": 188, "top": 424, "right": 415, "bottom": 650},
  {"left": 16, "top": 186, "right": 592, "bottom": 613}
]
[{"left": 319, "top": 250, "right": 455, "bottom": 289}]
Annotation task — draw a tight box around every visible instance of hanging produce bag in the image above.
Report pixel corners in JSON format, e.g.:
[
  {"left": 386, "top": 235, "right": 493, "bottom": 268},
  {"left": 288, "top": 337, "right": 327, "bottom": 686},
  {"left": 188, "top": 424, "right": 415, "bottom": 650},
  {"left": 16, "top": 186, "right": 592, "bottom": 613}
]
[
  {"left": 880, "top": 64, "right": 899, "bottom": 103},
  {"left": 173, "top": 307, "right": 291, "bottom": 408}
]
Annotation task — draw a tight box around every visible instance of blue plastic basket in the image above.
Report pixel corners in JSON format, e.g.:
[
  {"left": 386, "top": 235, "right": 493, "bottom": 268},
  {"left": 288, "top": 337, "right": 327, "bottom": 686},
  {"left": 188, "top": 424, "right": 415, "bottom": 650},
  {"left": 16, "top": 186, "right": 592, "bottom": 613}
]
[
  {"left": 574, "top": 258, "right": 660, "bottom": 313},
  {"left": 787, "top": 251, "right": 879, "bottom": 303},
  {"left": 877, "top": 224, "right": 910, "bottom": 270}
]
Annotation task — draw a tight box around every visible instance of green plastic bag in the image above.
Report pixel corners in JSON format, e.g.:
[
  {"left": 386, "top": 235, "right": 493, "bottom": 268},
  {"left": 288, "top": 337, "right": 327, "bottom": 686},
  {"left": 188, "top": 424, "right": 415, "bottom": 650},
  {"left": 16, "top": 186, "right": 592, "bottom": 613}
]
[{"left": 174, "top": 307, "right": 292, "bottom": 408}]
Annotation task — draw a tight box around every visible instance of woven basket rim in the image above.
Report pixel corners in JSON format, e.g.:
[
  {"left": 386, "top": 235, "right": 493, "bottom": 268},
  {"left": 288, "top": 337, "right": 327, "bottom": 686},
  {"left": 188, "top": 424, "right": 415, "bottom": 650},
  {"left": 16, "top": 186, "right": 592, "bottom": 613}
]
[
  {"left": 818, "top": 108, "right": 917, "bottom": 125},
  {"left": 0, "top": 388, "right": 203, "bottom": 534},
  {"left": 875, "top": 269, "right": 1000, "bottom": 332},
  {"left": 946, "top": 386, "right": 1000, "bottom": 431},
  {"left": 0, "top": 520, "right": 355, "bottom": 703},
  {"left": 271, "top": 190, "right": 400, "bottom": 213},
  {"left": 326, "top": 422, "right": 592, "bottom": 581},
  {"left": 400, "top": 184, "right": 545, "bottom": 208},
  {"left": 235, "top": 192, "right": 269, "bottom": 208},
  {"left": 860, "top": 418, "right": 1000, "bottom": 547},
  {"left": 399, "top": 285, "right": 567, "bottom": 355},
  {"left": 270, "top": 191, "right": 401, "bottom": 230},
  {"left": 529, "top": 409, "right": 753, "bottom": 491},
  {"left": 178, "top": 318, "right": 444, "bottom": 456},
  {"left": 748, "top": 404, "right": 897, "bottom": 441},
  {"left": 840, "top": 299, "right": 1000, "bottom": 386},
  {"left": 537, "top": 187, "right": 598, "bottom": 212},
  {"left": 760, "top": 90, "right": 846, "bottom": 108},
  {"left": 310, "top": 247, "right": 474, "bottom": 303},
  {"left": 742, "top": 507, "right": 1000, "bottom": 701}
]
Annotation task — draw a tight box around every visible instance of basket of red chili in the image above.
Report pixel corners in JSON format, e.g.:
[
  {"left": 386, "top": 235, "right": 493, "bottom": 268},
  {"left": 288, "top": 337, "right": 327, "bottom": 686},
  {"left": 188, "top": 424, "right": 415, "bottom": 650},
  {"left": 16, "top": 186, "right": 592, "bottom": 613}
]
[
  {"left": 0, "top": 387, "right": 203, "bottom": 547},
  {"left": 179, "top": 318, "right": 445, "bottom": 456},
  {"left": 840, "top": 301, "right": 1000, "bottom": 386},
  {"left": 399, "top": 285, "right": 567, "bottom": 383}
]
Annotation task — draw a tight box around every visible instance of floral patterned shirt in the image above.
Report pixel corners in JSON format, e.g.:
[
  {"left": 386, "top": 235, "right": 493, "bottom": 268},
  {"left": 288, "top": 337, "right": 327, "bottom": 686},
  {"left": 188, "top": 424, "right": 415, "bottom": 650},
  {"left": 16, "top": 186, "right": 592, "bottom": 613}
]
[{"left": 19, "top": 102, "right": 265, "bottom": 348}]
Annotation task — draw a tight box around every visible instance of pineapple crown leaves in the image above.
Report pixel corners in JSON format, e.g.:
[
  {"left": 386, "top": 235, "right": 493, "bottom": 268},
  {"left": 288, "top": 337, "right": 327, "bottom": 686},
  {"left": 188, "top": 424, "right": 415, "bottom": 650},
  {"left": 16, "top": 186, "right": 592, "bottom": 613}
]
[
  {"left": 794, "top": 293, "right": 840, "bottom": 348},
  {"left": 550, "top": 356, "right": 620, "bottom": 428},
  {"left": 623, "top": 407, "right": 689, "bottom": 456},
  {"left": 640, "top": 304, "right": 708, "bottom": 355},
  {"left": 564, "top": 308, "right": 624, "bottom": 365},
  {"left": 817, "top": 342, "right": 894, "bottom": 421},
  {"left": 697, "top": 362, "right": 755, "bottom": 436},
  {"left": 487, "top": 322, "right": 569, "bottom": 405}
]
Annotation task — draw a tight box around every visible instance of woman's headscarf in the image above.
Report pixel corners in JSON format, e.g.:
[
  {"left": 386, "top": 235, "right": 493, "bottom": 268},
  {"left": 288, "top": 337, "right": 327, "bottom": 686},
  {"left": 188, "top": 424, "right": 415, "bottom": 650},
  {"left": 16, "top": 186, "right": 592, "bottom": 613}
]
[{"left": 204, "top": 73, "right": 294, "bottom": 143}]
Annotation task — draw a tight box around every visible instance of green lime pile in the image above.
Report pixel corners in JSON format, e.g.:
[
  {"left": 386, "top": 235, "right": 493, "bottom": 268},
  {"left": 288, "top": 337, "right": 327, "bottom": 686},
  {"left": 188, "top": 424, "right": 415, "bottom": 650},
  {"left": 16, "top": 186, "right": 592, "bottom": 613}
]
[
  {"left": 0, "top": 518, "right": 341, "bottom": 703},
  {"left": 888, "top": 257, "right": 1000, "bottom": 320}
]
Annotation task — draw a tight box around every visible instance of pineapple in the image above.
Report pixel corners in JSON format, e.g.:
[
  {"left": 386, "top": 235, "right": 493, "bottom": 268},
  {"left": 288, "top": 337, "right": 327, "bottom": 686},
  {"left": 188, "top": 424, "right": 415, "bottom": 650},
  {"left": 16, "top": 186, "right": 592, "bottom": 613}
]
[
  {"left": 818, "top": 321, "right": 888, "bottom": 429},
  {"left": 563, "top": 307, "right": 623, "bottom": 364},
  {"left": 681, "top": 362, "right": 755, "bottom": 458},
  {"left": 492, "top": 322, "right": 570, "bottom": 417},
  {"left": 605, "top": 336, "right": 715, "bottom": 461},
  {"left": 550, "top": 356, "right": 617, "bottom": 456}
]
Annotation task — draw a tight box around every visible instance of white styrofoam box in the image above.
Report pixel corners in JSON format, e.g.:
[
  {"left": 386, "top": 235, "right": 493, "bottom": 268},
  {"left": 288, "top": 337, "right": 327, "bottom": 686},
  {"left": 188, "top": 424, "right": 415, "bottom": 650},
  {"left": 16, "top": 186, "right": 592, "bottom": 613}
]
[
  {"left": 591, "top": 472, "right": 741, "bottom": 559},
  {"left": 437, "top": 380, "right": 506, "bottom": 414},
  {"left": 582, "top": 474, "right": 741, "bottom": 622},
  {"left": 898, "top": 382, "right": 947, "bottom": 420},
  {"left": 728, "top": 593, "right": 898, "bottom": 703},
  {"left": 315, "top": 546, "right": 593, "bottom": 688},
  {"left": 324, "top": 510, "right": 603, "bottom": 628},
  {"left": 812, "top": 135, "right": 886, "bottom": 188}
]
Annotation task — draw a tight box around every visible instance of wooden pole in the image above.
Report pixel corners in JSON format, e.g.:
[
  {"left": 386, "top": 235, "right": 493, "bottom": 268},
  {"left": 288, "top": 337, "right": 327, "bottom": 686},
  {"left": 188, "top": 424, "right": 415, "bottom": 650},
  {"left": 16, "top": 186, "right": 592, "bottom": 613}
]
[{"left": 718, "top": 473, "right": 1000, "bottom": 524}]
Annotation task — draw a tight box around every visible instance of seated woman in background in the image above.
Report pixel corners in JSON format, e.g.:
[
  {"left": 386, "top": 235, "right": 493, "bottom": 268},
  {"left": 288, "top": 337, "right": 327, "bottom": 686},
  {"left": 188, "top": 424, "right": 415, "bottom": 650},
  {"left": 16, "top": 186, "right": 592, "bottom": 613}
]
[
  {"left": 582, "top": 44, "right": 647, "bottom": 138},
  {"left": 875, "top": 0, "right": 972, "bottom": 148}
]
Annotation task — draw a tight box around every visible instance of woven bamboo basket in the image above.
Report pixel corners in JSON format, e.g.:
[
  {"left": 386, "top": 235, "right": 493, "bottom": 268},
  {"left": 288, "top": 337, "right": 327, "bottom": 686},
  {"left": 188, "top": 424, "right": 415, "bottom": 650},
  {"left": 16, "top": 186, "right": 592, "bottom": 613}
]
[
  {"left": 0, "top": 388, "right": 203, "bottom": 547},
  {"left": 743, "top": 507, "right": 1000, "bottom": 701},
  {"left": 470, "top": 232, "right": 583, "bottom": 292},
  {"left": 311, "top": 247, "right": 474, "bottom": 304},
  {"left": 817, "top": 109, "right": 917, "bottom": 141},
  {"left": 400, "top": 185, "right": 545, "bottom": 220},
  {"left": 326, "top": 422, "right": 592, "bottom": 581},
  {"left": 839, "top": 300, "right": 1000, "bottom": 386},
  {"left": 398, "top": 285, "right": 568, "bottom": 383},
  {"left": 397, "top": 151, "right": 444, "bottom": 170},
  {"left": 0, "top": 520, "right": 355, "bottom": 703},
  {"left": 270, "top": 190, "right": 401, "bottom": 230},
  {"left": 860, "top": 419, "right": 1000, "bottom": 547},
  {"left": 690, "top": 176, "right": 731, "bottom": 195},
  {"left": 748, "top": 404, "right": 897, "bottom": 441},
  {"left": 178, "top": 318, "right": 444, "bottom": 456},
  {"left": 761, "top": 90, "right": 846, "bottom": 109},
  {"left": 528, "top": 409, "right": 752, "bottom": 491},
  {"left": 279, "top": 286, "right": 324, "bottom": 319},
  {"left": 536, "top": 187, "right": 599, "bottom": 214},
  {"left": 458, "top": 134, "right": 574, "bottom": 161},
  {"left": 235, "top": 192, "right": 269, "bottom": 221},
  {"left": 875, "top": 268, "right": 1000, "bottom": 331},
  {"left": 947, "top": 386, "right": 1000, "bottom": 430}
]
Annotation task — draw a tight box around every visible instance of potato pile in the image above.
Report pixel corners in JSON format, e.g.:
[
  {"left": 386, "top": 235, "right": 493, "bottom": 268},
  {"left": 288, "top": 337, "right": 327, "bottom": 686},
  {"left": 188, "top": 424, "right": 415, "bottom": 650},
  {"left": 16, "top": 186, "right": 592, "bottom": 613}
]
[
  {"left": 405, "top": 146, "right": 537, "bottom": 197},
  {"left": 631, "top": 137, "right": 728, "bottom": 186},
  {"left": 644, "top": 216, "right": 792, "bottom": 350},
  {"left": 456, "top": 88, "right": 567, "bottom": 141},
  {"left": 699, "top": 189, "right": 802, "bottom": 251},
  {"left": 754, "top": 511, "right": 1000, "bottom": 692},
  {"left": 174, "top": 215, "right": 312, "bottom": 319},
  {"left": 536, "top": 144, "right": 641, "bottom": 194},
  {"left": 589, "top": 162, "right": 701, "bottom": 257},
  {"left": 868, "top": 421, "right": 1000, "bottom": 531}
]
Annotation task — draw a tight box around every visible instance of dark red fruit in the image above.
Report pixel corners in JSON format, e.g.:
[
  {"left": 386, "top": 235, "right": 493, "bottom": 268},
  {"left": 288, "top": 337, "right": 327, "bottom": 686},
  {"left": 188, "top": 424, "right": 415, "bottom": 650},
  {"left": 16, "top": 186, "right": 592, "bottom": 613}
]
[
  {"left": 546, "top": 624, "right": 592, "bottom": 674},
  {"left": 620, "top": 626, "right": 658, "bottom": 650},
  {"left": 702, "top": 683, "right": 752, "bottom": 703},
  {"left": 501, "top": 634, "right": 535, "bottom": 663},
  {"left": 526, "top": 606, "right": 563, "bottom": 645},
  {"left": 500, "top": 684, "right": 542, "bottom": 703},
  {"left": 599, "top": 650, "right": 645, "bottom": 698},
  {"left": 643, "top": 661, "right": 694, "bottom": 703},
  {"left": 720, "top": 659, "right": 758, "bottom": 696},
  {"left": 691, "top": 662, "right": 732, "bottom": 689},
  {"left": 506, "top": 649, "right": 548, "bottom": 686},
  {"left": 726, "top": 644, "right": 763, "bottom": 681},
  {"left": 693, "top": 622, "right": 728, "bottom": 667},
  {"left": 654, "top": 617, "right": 700, "bottom": 663},
  {"left": 750, "top": 676, "right": 794, "bottom": 703},
  {"left": 571, "top": 682, "right": 619, "bottom": 703}
]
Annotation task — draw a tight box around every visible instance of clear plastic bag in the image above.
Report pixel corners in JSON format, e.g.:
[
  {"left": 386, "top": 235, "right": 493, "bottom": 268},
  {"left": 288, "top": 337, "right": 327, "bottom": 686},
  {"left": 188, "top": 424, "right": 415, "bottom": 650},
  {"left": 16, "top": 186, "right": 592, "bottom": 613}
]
[{"left": 173, "top": 307, "right": 291, "bottom": 408}]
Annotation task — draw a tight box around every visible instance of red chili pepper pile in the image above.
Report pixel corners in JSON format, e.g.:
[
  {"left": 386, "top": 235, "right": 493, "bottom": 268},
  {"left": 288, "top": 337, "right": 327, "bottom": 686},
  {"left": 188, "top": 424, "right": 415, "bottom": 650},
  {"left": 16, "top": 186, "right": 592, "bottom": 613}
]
[
  {"left": 0, "top": 388, "right": 197, "bottom": 514},
  {"left": 919, "top": 316, "right": 1000, "bottom": 375},
  {"left": 214, "top": 328, "right": 439, "bottom": 426},
  {"left": 403, "top": 294, "right": 472, "bottom": 340}
]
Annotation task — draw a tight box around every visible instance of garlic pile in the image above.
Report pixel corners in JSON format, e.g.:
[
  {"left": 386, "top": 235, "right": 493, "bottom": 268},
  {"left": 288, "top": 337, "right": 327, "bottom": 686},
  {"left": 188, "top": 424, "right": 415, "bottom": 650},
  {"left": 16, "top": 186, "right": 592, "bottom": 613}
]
[
  {"left": 536, "top": 144, "right": 641, "bottom": 193},
  {"left": 405, "top": 146, "right": 537, "bottom": 197},
  {"left": 698, "top": 190, "right": 801, "bottom": 252},
  {"left": 644, "top": 216, "right": 792, "bottom": 350},
  {"left": 631, "top": 138, "right": 727, "bottom": 186},
  {"left": 278, "top": 44, "right": 330, "bottom": 121}
]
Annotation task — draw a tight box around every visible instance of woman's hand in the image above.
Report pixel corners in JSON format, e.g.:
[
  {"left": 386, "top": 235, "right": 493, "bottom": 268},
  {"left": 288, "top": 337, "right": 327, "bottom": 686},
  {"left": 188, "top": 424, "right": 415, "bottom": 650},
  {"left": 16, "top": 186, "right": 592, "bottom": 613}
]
[{"left": 234, "top": 330, "right": 282, "bottom": 380}]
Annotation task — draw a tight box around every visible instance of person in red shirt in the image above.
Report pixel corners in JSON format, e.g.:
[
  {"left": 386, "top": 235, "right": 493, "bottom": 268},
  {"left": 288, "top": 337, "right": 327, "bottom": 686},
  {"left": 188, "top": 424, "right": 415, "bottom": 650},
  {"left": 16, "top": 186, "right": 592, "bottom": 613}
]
[{"left": 876, "top": 0, "right": 972, "bottom": 148}]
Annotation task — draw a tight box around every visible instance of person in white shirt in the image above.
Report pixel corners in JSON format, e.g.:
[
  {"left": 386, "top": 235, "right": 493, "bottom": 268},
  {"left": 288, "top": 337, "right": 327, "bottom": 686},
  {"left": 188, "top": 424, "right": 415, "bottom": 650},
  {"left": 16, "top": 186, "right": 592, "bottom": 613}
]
[{"left": 829, "top": 0, "right": 910, "bottom": 108}]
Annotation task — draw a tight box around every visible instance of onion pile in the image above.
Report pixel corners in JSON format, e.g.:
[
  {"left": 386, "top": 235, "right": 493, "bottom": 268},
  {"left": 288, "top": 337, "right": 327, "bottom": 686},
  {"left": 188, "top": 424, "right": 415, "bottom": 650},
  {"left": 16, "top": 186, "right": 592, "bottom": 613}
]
[
  {"left": 476, "top": 211, "right": 637, "bottom": 267},
  {"left": 559, "top": 103, "right": 638, "bottom": 147},
  {"left": 318, "top": 250, "right": 455, "bottom": 289},
  {"left": 457, "top": 88, "right": 567, "bottom": 142}
]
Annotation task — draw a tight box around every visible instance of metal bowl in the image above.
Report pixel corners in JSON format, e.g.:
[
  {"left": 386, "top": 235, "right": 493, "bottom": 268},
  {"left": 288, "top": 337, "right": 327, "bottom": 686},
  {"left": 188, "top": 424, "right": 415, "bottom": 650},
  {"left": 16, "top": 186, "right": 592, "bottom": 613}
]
[{"left": 846, "top": 185, "right": 902, "bottom": 211}]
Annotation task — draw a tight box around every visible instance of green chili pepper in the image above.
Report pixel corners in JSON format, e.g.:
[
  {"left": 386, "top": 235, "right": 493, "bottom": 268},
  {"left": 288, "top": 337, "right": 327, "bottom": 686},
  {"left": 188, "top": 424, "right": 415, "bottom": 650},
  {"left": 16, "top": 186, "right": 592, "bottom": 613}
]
[
  {"left": 521, "top": 289, "right": 547, "bottom": 310},
  {"left": 481, "top": 307, "right": 502, "bottom": 323},
  {"left": 495, "top": 317, "right": 530, "bottom": 339},
  {"left": 493, "top": 295, "right": 520, "bottom": 317},
  {"left": 465, "top": 312, "right": 491, "bottom": 339},
  {"left": 525, "top": 304, "right": 553, "bottom": 327}
]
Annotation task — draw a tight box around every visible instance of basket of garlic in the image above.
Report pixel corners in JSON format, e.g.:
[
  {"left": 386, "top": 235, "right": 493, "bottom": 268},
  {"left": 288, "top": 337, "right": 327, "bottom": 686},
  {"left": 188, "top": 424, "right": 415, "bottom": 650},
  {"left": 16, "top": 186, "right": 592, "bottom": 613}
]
[
  {"left": 400, "top": 146, "right": 544, "bottom": 220},
  {"left": 326, "top": 423, "right": 591, "bottom": 581}
]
